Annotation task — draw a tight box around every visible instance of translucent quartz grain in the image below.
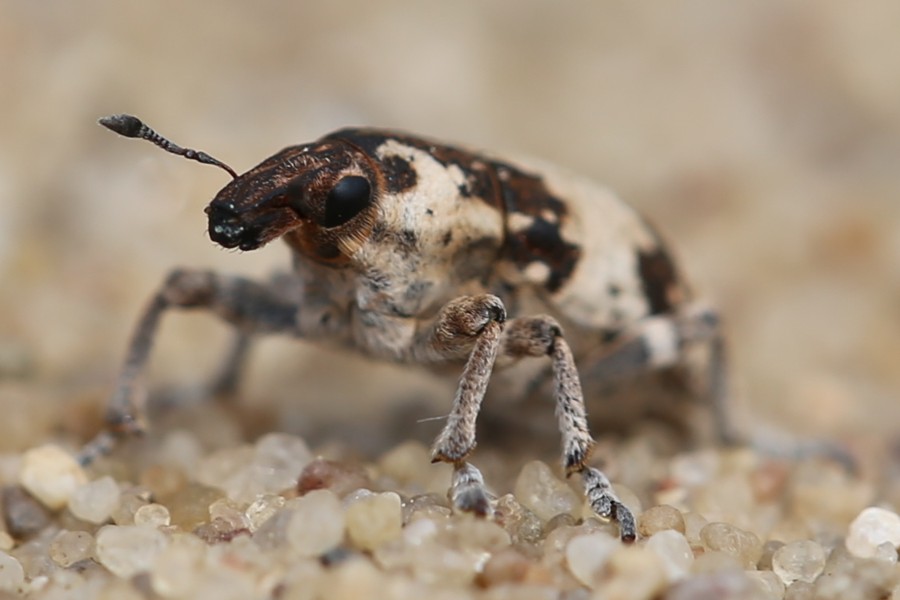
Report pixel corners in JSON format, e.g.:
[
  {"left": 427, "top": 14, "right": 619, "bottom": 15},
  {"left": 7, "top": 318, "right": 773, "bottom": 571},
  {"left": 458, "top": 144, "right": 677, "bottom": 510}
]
[
  {"left": 493, "top": 494, "right": 542, "bottom": 545},
  {"left": 133, "top": 503, "right": 171, "bottom": 528},
  {"left": 874, "top": 541, "right": 899, "bottom": 563},
  {"left": 68, "top": 476, "right": 119, "bottom": 524},
  {"left": 96, "top": 578, "right": 146, "bottom": 600},
  {"left": 401, "top": 516, "right": 439, "bottom": 548},
  {"left": 9, "top": 534, "right": 55, "bottom": 579},
  {"left": 598, "top": 545, "right": 667, "bottom": 600},
  {"left": 19, "top": 445, "right": 87, "bottom": 510},
  {"left": 746, "top": 570, "right": 786, "bottom": 599},
  {"left": 253, "top": 506, "right": 293, "bottom": 551},
  {"left": 251, "top": 433, "right": 313, "bottom": 492},
  {"left": 110, "top": 487, "right": 152, "bottom": 526},
  {"left": 197, "top": 433, "right": 312, "bottom": 504},
  {"left": 478, "top": 547, "right": 544, "bottom": 587},
  {"left": 442, "top": 515, "right": 510, "bottom": 554},
  {"left": 814, "top": 546, "right": 896, "bottom": 599},
  {"left": 645, "top": 530, "right": 693, "bottom": 582},
  {"left": 682, "top": 512, "right": 708, "bottom": 547},
  {"left": 699, "top": 522, "right": 763, "bottom": 568},
  {"left": 163, "top": 482, "right": 223, "bottom": 530},
  {"left": 94, "top": 524, "right": 168, "bottom": 578},
  {"left": 563, "top": 532, "right": 618, "bottom": 587},
  {"left": 285, "top": 489, "right": 345, "bottom": 557},
  {"left": 690, "top": 550, "right": 743, "bottom": 574},
  {"left": 846, "top": 507, "right": 900, "bottom": 559},
  {"left": 345, "top": 492, "right": 403, "bottom": 551},
  {"left": 378, "top": 441, "right": 431, "bottom": 485},
  {"left": 320, "top": 558, "right": 386, "bottom": 600},
  {"left": 666, "top": 570, "right": 758, "bottom": 600},
  {"left": 785, "top": 581, "right": 816, "bottom": 600},
  {"left": 246, "top": 494, "right": 286, "bottom": 531},
  {"left": 208, "top": 497, "right": 249, "bottom": 530},
  {"left": 44, "top": 569, "right": 88, "bottom": 597},
  {"left": 149, "top": 533, "right": 206, "bottom": 598},
  {"left": 638, "top": 504, "right": 686, "bottom": 536},
  {"left": 513, "top": 461, "right": 580, "bottom": 522},
  {"left": 48, "top": 530, "right": 94, "bottom": 567},
  {"left": 758, "top": 540, "right": 785, "bottom": 571},
  {"left": 772, "top": 540, "right": 826, "bottom": 585},
  {"left": 402, "top": 493, "right": 452, "bottom": 525},
  {"left": 0, "top": 551, "right": 24, "bottom": 593},
  {"left": 409, "top": 543, "right": 482, "bottom": 588}
]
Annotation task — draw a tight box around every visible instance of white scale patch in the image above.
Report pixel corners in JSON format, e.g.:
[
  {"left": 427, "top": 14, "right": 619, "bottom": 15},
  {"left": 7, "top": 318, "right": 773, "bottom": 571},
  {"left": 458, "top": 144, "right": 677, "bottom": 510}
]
[
  {"left": 640, "top": 316, "right": 680, "bottom": 367},
  {"left": 525, "top": 163, "right": 660, "bottom": 329}
]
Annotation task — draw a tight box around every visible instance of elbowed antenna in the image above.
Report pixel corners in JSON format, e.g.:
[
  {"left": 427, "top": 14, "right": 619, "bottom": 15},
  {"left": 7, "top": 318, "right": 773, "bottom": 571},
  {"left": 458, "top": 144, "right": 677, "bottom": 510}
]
[{"left": 98, "top": 114, "right": 239, "bottom": 179}]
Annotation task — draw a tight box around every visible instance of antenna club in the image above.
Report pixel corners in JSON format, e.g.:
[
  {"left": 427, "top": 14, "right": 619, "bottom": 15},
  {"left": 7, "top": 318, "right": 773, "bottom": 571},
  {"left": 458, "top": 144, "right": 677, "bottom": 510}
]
[{"left": 98, "top": 114, "right": 145, "bottom": 138}]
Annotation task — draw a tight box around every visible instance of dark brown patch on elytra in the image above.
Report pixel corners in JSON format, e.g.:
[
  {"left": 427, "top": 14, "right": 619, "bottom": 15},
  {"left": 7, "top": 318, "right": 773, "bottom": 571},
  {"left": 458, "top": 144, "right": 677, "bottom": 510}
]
[
  {"left": 381, "top": 154, "right": 418, "bottom": 193},
  {"left": 637, "top": 247, "right": 679, "bottom": 314},
  {"left": 492, "top": 161, "right": 581, "bottom": 293},
  {"left": 368, "top": 222, "right": 420, "bottom": 259},
  {"left": 325, "top": 128, "right": 502, "bottom": 210}
]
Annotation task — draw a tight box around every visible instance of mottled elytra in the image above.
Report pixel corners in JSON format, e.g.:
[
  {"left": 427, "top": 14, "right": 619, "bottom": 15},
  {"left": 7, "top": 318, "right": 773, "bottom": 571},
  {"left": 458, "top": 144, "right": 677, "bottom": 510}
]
[{"left": 83, "top": 113, "right": 739, "bottom": 543}]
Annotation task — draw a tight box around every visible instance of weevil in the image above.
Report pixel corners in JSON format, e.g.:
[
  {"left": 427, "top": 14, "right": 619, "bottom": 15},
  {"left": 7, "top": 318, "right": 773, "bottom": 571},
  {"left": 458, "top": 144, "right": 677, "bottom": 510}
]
[{"left": 84, "top": 114, "right": 730, "bottom": 542}]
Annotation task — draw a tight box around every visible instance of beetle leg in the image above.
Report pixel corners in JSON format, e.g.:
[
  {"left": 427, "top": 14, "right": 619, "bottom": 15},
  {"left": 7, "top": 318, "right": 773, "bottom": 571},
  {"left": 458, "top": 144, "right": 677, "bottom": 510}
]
[
  {"left": 78, "top": 268, "right": 302, "bottom": 465},
  {"left": 502, "top": 315, "right": 637, "bottom": 542},
  {"left": 583, "top": 304, "right": 737, "bottom": 442},
  {"left": 206, "top": 332, "right": 252, "bottom": 399},
  {"left": 585, "top": 306, "right": 856, "bottom": 470},
  {"left": 411, "top": 295, "right": 505, "bottom": 515}
]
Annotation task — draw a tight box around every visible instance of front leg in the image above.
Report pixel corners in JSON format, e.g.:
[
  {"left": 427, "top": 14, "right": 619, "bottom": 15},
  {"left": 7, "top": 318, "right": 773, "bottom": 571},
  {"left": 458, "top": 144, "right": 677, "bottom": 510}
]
[
  {"left": 79, "top": 268, "right": 315, "bottom": 465},
  {"left": 503, "top": 316, "right": 637, "bottom": 542},
  {"left": 369, "top": 294, "right": 508, "bottom": 516}
]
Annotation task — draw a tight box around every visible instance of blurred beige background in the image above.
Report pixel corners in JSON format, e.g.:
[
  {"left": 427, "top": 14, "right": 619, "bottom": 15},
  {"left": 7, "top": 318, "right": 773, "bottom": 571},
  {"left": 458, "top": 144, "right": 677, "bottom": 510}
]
[{"left": 1, "top": 2, "right": 898, "bottom": 458}]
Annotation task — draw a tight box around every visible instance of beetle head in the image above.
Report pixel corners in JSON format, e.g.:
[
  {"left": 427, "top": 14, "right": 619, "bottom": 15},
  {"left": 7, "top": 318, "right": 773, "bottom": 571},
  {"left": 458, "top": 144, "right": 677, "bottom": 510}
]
[
  {"left": 205, "top": 140, "right": 379, "bottom": 261},
  {"left": 98, "top": 115, "right": 379, "bottom": 264}
]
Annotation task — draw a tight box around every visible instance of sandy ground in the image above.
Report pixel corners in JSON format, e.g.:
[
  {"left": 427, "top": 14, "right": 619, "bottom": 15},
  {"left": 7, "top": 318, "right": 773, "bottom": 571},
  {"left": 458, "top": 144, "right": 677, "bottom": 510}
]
[{"left": 1, "top": 2, "right": 899, "bottom": 596}]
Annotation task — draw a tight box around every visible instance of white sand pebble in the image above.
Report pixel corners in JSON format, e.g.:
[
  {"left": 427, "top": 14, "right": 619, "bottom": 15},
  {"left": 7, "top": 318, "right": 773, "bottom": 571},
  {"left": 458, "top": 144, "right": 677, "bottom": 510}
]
[
  {"left": 514, "top": 461, "right": 580, "bottom": 522},
  {"left": 69, "top": 476, "right": 120, "bottom": 524},
  {"left": 0, "top": 551, "right": 24, "bottom": 593},
  {"left": 285, "top": 489, "right": 346, "bottom": 557},
  {"left": 345, "top": 492, "right": 403, "bottom": 551},
  {"left": 646, "top": 529, "right": 693, "bottom": 582},
  {"left": 19, "top": 444, "right": 87, "bottom": 510},
  {"left": 846, "top": 507, "right": 900, "bottom": 559},
  {"left": 564, "top": 532, "right": 619, "bottom": 588},
  {"left": 772, "top": 540, "right": 826, "bottom": 584},
  {"left": 95, "top": 525, "right": 169, "bottom": 578}
]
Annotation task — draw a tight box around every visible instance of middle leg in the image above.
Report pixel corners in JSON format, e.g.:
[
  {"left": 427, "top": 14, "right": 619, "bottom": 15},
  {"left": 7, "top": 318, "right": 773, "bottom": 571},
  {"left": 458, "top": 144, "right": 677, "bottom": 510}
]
[{"left": 503, "top": 316, "right": 637, "bottom": 542}]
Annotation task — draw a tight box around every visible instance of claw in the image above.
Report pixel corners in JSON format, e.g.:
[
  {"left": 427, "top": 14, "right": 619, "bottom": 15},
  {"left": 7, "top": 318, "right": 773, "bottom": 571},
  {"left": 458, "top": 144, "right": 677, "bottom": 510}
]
[
  {"left": 582, "top": 467, "right": 636, "bottom": 543},
  {"left": 448, "top": 462, "right": 493, "bottom": 517}
]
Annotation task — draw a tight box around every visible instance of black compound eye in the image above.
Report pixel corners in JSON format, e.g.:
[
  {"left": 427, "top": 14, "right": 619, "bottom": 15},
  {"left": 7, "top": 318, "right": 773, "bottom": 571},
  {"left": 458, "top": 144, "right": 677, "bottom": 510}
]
[{"left": 323, "top": 175, "right": 371, "bottom": 228}]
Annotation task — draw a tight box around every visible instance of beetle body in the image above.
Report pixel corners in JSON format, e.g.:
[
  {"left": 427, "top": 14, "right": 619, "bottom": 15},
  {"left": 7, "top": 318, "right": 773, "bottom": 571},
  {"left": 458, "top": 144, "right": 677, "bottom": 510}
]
[
  {"left": 90, "top": 117, "right": 728, "bottom": 542},
  {"left": 208, "top": 128, "right": 691, "bottom": 362}
]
